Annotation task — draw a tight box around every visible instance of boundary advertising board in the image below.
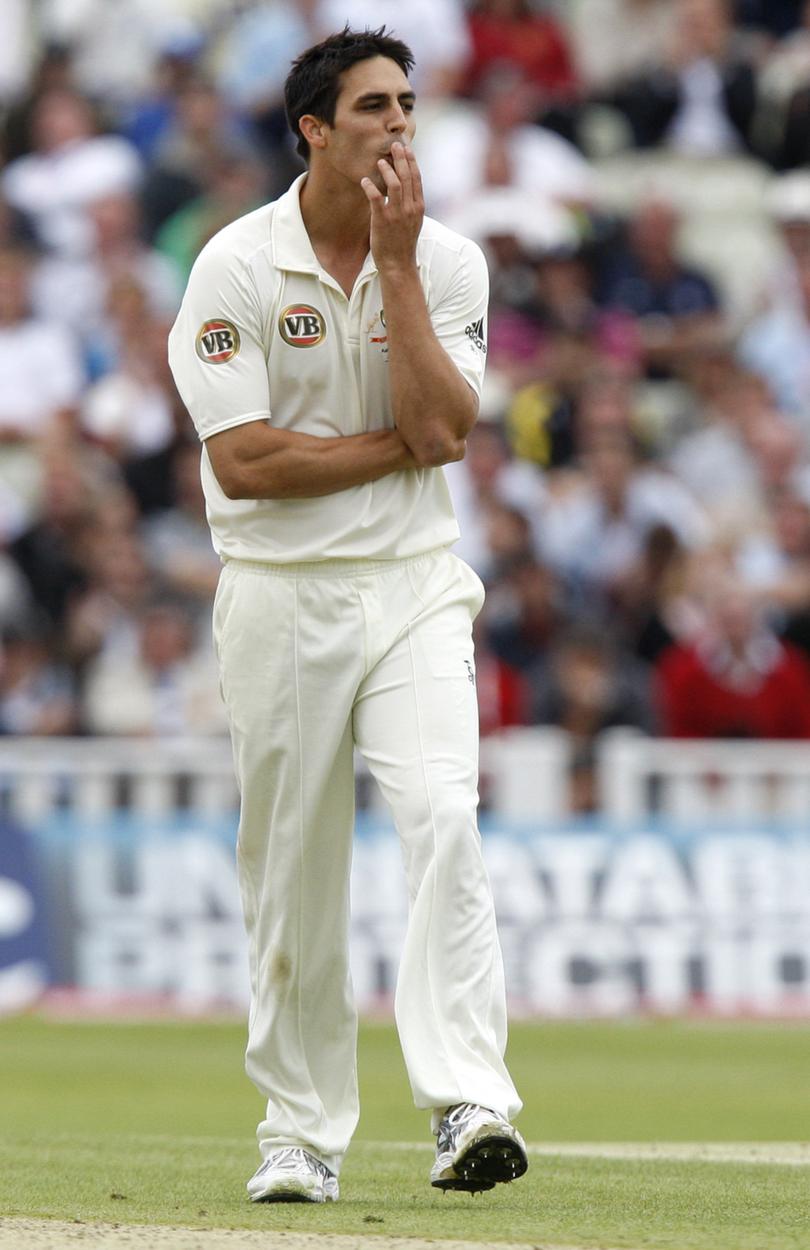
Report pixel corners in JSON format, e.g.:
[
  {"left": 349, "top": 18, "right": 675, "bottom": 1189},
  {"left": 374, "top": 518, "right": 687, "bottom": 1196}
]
[{"left": 2, "top": 812, "right": 809, "bottom": 1016}]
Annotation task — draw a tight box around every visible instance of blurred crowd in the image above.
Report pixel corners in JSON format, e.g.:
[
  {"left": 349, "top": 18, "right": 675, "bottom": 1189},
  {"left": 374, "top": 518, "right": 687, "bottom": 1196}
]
[{"left": 6, "top": 0, "right": 810, "bottom": 808}]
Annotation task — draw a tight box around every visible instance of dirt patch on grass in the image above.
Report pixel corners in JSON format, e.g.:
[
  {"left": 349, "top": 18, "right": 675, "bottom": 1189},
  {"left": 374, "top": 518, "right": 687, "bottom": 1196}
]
[{"left": 0, "top": 1222, "right": 547, "bottom": 1250}]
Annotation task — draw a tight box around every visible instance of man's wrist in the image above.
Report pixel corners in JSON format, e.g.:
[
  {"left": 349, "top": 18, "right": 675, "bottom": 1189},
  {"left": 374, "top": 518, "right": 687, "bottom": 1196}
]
[{"left": 376, "top": 259, "right": 420, "bottom": 285}]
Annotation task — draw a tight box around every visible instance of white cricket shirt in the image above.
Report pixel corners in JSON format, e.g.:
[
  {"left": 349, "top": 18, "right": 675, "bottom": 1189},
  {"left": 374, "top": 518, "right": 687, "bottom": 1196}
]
[{"left": 167, "top": 173, "right": 488, "bottom": 564}]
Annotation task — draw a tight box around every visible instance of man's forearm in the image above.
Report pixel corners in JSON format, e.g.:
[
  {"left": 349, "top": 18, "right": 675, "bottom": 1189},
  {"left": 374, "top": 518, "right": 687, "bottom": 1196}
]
[
  {"left": 381, "top": 266, "right": 477, "bottom": 467},
  {"left": 207, "top": 423, "right": 417, "bottom": 500}
]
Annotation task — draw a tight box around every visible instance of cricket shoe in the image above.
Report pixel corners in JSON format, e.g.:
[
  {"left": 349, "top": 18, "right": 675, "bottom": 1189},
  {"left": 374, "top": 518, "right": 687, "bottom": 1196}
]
[
  {"left": 430, "top": 1103, "right": 528, "bottom": 1194},
  {"left": 247, "top": 1146, "right": 339, "bottom": 1203}
]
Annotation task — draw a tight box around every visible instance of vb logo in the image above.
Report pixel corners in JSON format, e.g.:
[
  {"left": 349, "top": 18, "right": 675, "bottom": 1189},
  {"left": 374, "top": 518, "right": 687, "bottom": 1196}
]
[
  {"left": 195, "top": 319, "right": 241, "bottom": 364},
  {"left": 279, "top": 304, "right": 326, "bottom": 347}
]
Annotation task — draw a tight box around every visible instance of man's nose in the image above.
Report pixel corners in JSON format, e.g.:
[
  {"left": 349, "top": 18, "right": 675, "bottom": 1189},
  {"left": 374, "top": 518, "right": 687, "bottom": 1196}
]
[{"left": 388, "top": 108, "right": 408, "bottom": 133}]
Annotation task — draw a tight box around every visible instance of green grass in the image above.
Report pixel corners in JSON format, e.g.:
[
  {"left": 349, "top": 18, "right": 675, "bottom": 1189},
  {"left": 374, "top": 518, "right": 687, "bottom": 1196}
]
[{"left": 1, "top": 1016, "right": 808, "bottom": 1248}]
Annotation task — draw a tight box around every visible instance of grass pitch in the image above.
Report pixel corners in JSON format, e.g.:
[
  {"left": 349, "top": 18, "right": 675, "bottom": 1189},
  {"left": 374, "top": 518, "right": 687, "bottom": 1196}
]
[{"left": 1, "top": 1015, "right": 808, "bottom": 1248}]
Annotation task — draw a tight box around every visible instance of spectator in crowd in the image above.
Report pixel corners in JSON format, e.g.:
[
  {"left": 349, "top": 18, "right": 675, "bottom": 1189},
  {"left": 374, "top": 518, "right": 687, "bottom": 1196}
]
[
  {"left": 121, "top": 26, "right": 209, "bottom": 163},
  {"left": 1, "top": 88, "right": 142, "bottom": 256},
  {"left": 65, "top": 494, "right": 153, "bottom": 670},
  {"left": 598, "top": 195, "right": 723, "bottom": 377},
  {"left": 9, "top": 441, "right": 104, "bottom": 632},
  {"left": 669, "top": 361, "right": 779, "bottom": 531},
  {"left": 537, "top": 429, "right": 709, "bottom": 612},
  {"left": 463, "top": 1, "right": 579, "bottom": 104},
  {"left": 738, "top": 172, "right": 810, "bottom": 421},
  {"left": 571, "top": 366, "right": 648, "bottom": 459},
  {"left": 80, "top": 315, "right": 178, "bottom": 463},
  {"left": 140, "top": 440, "right": 222, "bottom": 628},
  {"left": 155, "top": 152, "right": 268, "bottom": 281},
  {"left": 418, "top": 65, "right": 595, "bottom": 220},
  {"left": 744, "top": 402, "right": 810, "bottom": 501},
  {"left": 0, "top": 620, "right": 76, "bottom": 736},
  {"left": 612, "top": 522, "right": 703, "bottom": 662},
  {"left": 571, "top": 0, "right": 677, "bottom": 95},
  {"left": 80, "top": 600, "right": 225, "bottom": 736},
  {"left": 140, "top": 75, "right": 266, "bottom": 242},
  {"left": 655, "top": 571, "right": 810, "bottom": 736},
  {"left": 445, "top": 418, "right": 544, "bottom": 575},
  {"left": 503, "top": 375, "right": 578, "bottom": 468},
  {"left": 735, "top": 483, "right": 810, "bottom": 613},
  {"left": 214, "top": 0, "right": 322, "bottom": 159},
  {"left": 149, "top": 76, "right": 261, "bottom": 194},
  {"left": 528, "top": 621, "right": 655, "bottom": 810},
  {"left": 34, "top": 0, "right": 215, "bottom": 109},
  {"left": 74, "top": 270, "right": 153, "bottom": 385},
  {"left": 0, "top": 244, "right": 85, "bottom": 526},
  {"left": 0, "top": 43, "right": 76, "bottom": 166},
  {"left": 448, "top": 194, "right": 596, "bottom": 394},
  {"left": 612, "top": 0, "right": 759, "bottom": 155},
  {"left": 483, "top": 553, "right": 562, "bottom": 672},
  {"left": 473, "top": 192, "right": 579, "bottom": 306},
  {"left": 30, "top": 191, "right": 181, "bottom": 376}
]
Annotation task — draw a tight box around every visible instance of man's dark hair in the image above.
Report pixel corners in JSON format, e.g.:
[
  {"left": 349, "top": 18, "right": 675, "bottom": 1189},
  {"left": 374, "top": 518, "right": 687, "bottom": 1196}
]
[{"left": 285, "top": 26, "right": 415, "bottom": 162}]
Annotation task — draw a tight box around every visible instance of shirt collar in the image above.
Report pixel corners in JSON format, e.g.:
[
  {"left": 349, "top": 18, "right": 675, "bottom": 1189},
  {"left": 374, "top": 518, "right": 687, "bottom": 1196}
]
[{"left": 270, "top": 172, "right": 378, "bottom": 282}]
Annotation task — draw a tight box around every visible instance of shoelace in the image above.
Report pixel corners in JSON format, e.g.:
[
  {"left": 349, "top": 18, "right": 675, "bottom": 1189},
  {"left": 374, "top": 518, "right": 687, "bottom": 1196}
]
[
  {"left": 257, "top": 1147, "right": 330, "bottom": 1178},
  {"left": 436, "top": 1103, "right": 491, "bottom": 1154}
]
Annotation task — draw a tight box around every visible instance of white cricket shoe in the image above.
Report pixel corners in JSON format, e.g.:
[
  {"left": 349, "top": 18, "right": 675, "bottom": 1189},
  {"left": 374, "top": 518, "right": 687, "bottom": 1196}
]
[
  {"left": 247, "top": 1146, "right": 339, "bottom": 1203},
  {"left": 430, "top": 1103, "right": 528, "bottom": 1193}
]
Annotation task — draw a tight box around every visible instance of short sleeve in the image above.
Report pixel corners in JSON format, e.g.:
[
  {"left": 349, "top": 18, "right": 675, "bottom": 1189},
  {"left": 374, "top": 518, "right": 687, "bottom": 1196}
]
[
  {"left": 167, "top": 236, "right": 271, "bottom": 442},
  {"left": 428, "top": 237, "right": 489, "bottom": 402}
]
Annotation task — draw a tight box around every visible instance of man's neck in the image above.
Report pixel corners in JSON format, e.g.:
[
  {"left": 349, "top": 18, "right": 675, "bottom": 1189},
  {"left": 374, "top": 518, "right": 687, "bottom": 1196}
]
[{"left": 299, "top": 167, "right": 371, "bottom": 257}]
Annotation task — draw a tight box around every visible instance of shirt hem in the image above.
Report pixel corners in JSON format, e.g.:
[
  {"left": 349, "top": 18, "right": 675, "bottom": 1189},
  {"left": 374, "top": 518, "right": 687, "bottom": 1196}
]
[{"left": 199, "top": 410, "right": 272, "bottom": 441}]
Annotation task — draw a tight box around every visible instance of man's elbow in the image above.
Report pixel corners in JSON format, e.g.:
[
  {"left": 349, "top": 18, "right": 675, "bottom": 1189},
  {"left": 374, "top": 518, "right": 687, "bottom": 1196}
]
[
  {"left": 411, "top": 432, "right": 467, "bottom": 469},
  {"left": 214, "top": 459, "right": 269, "bottom": 500},
  {"left": 215, "top": 458, "right": 293, "bottom": 500},
  {"left": 213, "top": 460, "right": 248, "bottom": 499}
]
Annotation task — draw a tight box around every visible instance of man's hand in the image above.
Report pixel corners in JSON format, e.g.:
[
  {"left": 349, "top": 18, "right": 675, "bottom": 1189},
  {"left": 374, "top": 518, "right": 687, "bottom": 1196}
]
[
  {"left": 361, "top": 140, "right": 478, "bottom": 467},
  {"left": 361, "top": 141, "right": 424, "bottom": 274}
]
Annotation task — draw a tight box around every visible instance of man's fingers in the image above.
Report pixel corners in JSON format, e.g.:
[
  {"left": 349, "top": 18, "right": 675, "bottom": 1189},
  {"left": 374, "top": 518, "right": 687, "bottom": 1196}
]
[
  {"left": 404, "top": 146, "right": 424, "bottom": 210},
  {"left": 361, "top": 176, "right": 384, "bottom": 206},
  {"left": 391, "top": 141, "right": 412, "bottom": 207},
  {"left": 377, "top": 157, "right": 402, "bottom": 202}
]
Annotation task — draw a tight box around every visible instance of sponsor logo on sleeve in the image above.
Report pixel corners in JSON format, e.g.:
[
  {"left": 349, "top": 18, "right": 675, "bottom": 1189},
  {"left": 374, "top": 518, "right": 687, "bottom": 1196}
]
[
  {"left": 464, "top": 317, "right": 487, "bottom": 353},
  {"left": 195, "top": 319, "right": 241, "bottom": 364},
  {"left": 279, "top": 304, "right": 326, "bottom": 347}
]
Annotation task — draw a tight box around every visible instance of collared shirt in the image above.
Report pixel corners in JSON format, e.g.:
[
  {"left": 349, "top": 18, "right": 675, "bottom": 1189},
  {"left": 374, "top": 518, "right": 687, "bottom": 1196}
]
[{"left": 168, "top": 173, "right": 488, "bottom": 564}]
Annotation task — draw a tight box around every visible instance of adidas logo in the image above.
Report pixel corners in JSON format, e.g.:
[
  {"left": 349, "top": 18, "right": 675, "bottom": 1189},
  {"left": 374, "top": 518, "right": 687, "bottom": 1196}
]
[{"left": 464, "top": 317, "right": 486, "bottom": 353}]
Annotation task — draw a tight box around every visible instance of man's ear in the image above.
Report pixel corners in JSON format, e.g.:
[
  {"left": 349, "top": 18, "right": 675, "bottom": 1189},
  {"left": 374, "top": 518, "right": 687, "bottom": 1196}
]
[{"left": 299, "top": 114, "right": 327, "bottom": 150}]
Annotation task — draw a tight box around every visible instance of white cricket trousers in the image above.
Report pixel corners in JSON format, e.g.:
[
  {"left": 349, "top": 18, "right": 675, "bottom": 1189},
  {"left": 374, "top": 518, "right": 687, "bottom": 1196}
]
[{"left": 213, "top": 547, "right": 521, "bottom": 1174}]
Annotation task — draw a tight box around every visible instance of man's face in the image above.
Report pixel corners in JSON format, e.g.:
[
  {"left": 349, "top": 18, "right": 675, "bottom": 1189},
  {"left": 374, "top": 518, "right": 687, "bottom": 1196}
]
[{"left": 319, "top": 56, "right": 416, "bottom": 191}]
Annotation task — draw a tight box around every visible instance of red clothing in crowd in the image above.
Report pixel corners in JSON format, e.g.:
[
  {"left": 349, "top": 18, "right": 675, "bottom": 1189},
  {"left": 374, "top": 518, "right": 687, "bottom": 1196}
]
[
  {"left": 464, "top": 9, "right": 578, "bottom": 98},
  {"left": 476, "top": 652, "right": 530, "bottom": 737},
  {"left": 655, "top": 635, "right": 810, "bottom": 738}
]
